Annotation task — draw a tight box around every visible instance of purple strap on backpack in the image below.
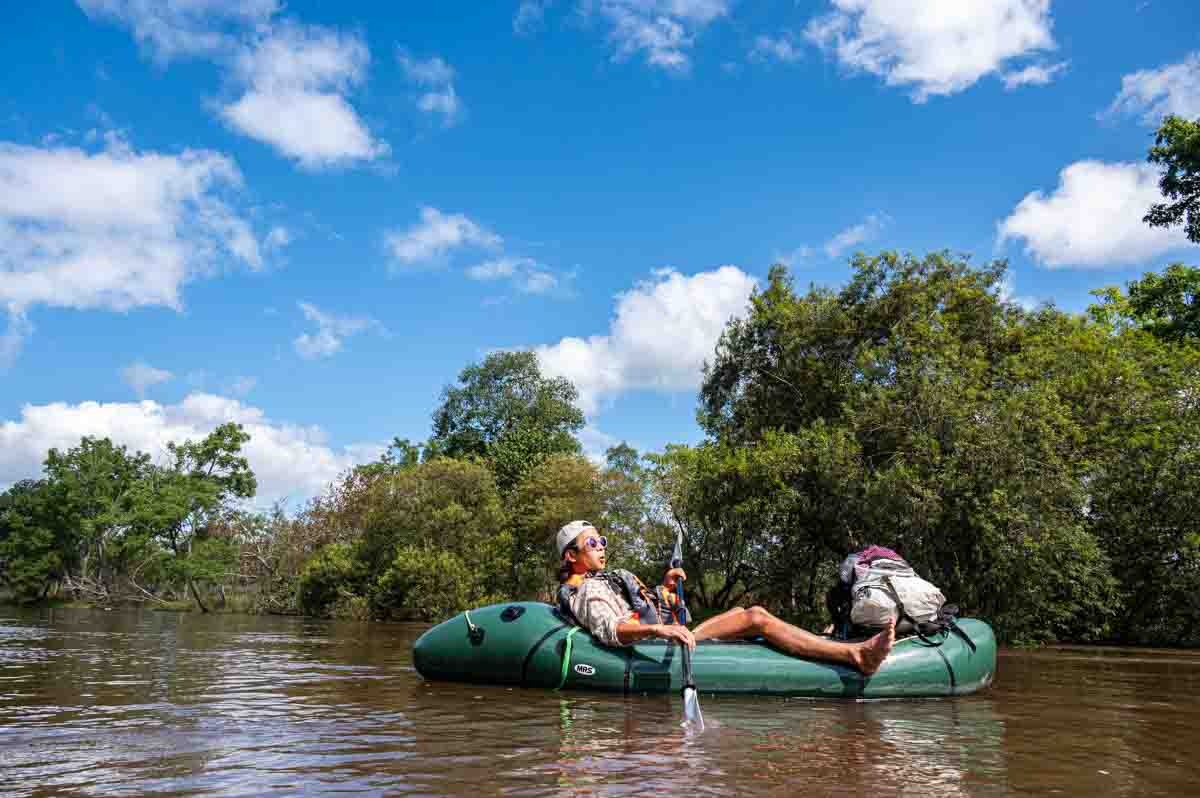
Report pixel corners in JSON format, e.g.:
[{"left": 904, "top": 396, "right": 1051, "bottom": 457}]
[{"left": 856, "top": 545, "right": 904, "bottom": 565}]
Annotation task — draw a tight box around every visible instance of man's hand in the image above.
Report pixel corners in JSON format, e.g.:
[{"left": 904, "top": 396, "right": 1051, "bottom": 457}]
[
  {"left": 662, "top": 567, "right": 687, "bottom": 589},
  {"left": 656, "top": 623, "right": 696, "bottom": 651}
]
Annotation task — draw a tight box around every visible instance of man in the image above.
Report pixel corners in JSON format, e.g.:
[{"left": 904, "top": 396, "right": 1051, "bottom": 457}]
[{"left": 556, "top": 520, "right": 895, "bottom": 675}]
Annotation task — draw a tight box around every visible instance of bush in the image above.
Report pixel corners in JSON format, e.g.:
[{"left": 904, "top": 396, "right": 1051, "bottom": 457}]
[{"left": 297, "top": 543, "right": 361, "bottom": 617}]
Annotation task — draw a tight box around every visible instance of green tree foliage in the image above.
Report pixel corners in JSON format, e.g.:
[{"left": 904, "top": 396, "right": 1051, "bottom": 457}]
[
  {"left": 684, "top": 252, "right": 1200, "bottom": 643},
  {"left": 300, "top": 458, "right": 513, "bottom": 619},
  {"left": 600, "top": 443, "right": 675, "bottom": 583},
  {"left": 0, "top": 424, "right": 258, "bottom": 609},
  {"left": 1145, "top": 115, "right": 1200, "bottom": 244},
  {"left": 1092, "top": 263, "right": 1200, "bottom": 344},
  {"left": 41, "top": 436, "right": 153, "bottom": 602},
  {"left": 298, "top": 542, "right": 362, "bottom": 617},
  {"left": 507, "top": 452, "right": 605, "bottom": 596},
  {"left": 0, "top": 480, "right": 66, "bottom": 602},
  {"left": 129, "top": 423, "right": 256, "bottom": 611},
  {"left": 430, "top": 351, "right": 585, "bottom": 491}
]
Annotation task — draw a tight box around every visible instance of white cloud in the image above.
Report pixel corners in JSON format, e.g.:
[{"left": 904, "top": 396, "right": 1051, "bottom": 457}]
[
  {"left": 592, "top": 0, "right": 731, "bottom": 72},
  {"left": 0, "top": 393, "right": 379, "bottom": 505},
  {"left": 534, "top": 265, "right": 757, "bottom": 413},
  {"left": 293, "top": 301, "right": 381, "bottom": 359},
  {"left": 222, "top": 23, "right": 387, "bottom": 168},
  {"left": 120, "top": 360, "right": 173, "bottom": 397},
  {"left": 0, "top": 136, "right": 262, "bottom": 360},
  {"left": 76, "top": 0, "right": 280, "bottom": 62},
  {"left": 579, "top": 424, "right": 622, "bottom": 465},
  {"left": 1, "top": 306, "right": 32, "bottom": 370},
  {"left": 264, "top": 225, "right": 291, "bottom": 251},
  {"left": 226, "top": 375, "right": 258, "bottom": 396},
  {"left": 804, "top": 0, "right": 1058, "bottom": 102},
  {"left": 997, "top": 273, "right": 1041, "bottom": 311},
  {"left": 824, "top": 213, "right": 889, "bottom": 257},
  {"left": 384, "top": 207, "right": 502, "bottom": 268},
  {"left": 997, "top": 160, "right": 1191, "bottom": 268},
  {"left": 1002, "top": 60, "right": 1068, "bottom": 90},
  {"left": 750, "top": 33, "right": 803, "bottom": 64},
  {"left": 1106, "top": 53, "right": 1200, "bottom": 125},
  {"left": 79, "top": 3, "right": 385, "bottom": 168},
  {"left": 772, "top": 245, "right": 816, "bottom": 268},
  {"left": 467, "top": 256, "right": 562, "bottom": 295},
  {"left": 398, "top": 49, "right": 463, "bottom": 126},
  {"left": 514, "top": 0, "right": 554, "bottom": 34}
]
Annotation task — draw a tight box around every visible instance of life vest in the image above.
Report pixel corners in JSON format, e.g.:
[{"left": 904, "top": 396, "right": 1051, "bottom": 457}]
[{"left": 557, "top": 569, "right": 689, "bottom": 629}]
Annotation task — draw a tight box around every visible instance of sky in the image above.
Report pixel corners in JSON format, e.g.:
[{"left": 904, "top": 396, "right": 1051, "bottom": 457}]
[{"left": 2, "top": 1, "right": 1199, "bottom": 506}]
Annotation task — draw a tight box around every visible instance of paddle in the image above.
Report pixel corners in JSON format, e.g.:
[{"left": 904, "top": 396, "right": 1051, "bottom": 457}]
[{"left": 672, "top": 530, "right": 704, "bottom": 731}]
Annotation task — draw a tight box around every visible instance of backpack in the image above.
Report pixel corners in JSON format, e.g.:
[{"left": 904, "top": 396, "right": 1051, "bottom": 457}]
[{"left": 828, "top": 546, "right": 971, "bottom": 649}]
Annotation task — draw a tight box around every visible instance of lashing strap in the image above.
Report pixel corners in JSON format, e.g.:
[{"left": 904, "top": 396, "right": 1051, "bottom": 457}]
[{"left": 555, "top": 627, "right": 581, "bottom": 691}]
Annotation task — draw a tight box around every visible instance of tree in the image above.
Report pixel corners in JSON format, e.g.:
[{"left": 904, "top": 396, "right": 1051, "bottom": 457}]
[
  {"left": 598, "top": 443, "right": 674, "bottom": 583},
  {"left": 430, "top": 351, "right": 584, "bottom": 491},
  {"left": 688, "top": 254, "right": 1129, "bottom": 641},
  {"left": 0, "top": 480, "right": 66, "bottom": 602},
  {"left": 1145, "top": 115, "right": 1200, "bottom": 244},
  {"left": 507, "top": 453, "right": 605, "bottom": 597},
  {"left": 132, "top": 423, "right": 256, "bottom": 611},
  {"left": 1092, "top": 263, "right": 1200, "bottom": 344},
  {"left": 42, "top": 437, "right": 152, "bottom": 602}
]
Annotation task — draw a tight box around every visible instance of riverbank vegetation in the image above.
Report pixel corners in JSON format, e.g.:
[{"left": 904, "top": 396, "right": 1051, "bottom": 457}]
[{"left": 3, "top": 117, "right": 1198, "bottom": 646}]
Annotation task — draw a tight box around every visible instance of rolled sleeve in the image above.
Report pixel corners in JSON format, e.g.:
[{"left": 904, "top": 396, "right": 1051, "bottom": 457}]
[{"left": 571, "top": 579, "right": 632, "bottom": 647}]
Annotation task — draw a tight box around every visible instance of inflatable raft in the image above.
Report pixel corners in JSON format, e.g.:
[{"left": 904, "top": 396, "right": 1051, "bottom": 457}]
[{"left": 412, "top": 601, "right": 996, "bottom": 698}]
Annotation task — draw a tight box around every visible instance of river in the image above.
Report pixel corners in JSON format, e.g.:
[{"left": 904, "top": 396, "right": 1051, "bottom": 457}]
[{"left": 1, "top": 607, "right": 1197, "bottom": 797}]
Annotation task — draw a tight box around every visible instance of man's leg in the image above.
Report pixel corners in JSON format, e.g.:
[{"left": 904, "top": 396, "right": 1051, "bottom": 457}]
[
  {"left": 691, "top": 606, "right": 748, "bottom": 638},
  {"left": 692, "top": 605, "right": 894, "bottom": 675}
]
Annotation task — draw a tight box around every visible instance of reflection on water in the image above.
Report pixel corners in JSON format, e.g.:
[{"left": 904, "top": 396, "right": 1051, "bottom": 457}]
[{"left": 1, "top": 607, "right": 1196, "bottom": 797}]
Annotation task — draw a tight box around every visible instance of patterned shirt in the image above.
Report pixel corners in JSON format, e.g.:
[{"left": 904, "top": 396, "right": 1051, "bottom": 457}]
[{"left": 568, "top": 575, "right": 638, "bottom": 647}]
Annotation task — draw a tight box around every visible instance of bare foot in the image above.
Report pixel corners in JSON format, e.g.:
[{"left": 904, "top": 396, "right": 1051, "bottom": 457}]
[{"left": 853, "top": 620, "right": 895, "bottom": 675}]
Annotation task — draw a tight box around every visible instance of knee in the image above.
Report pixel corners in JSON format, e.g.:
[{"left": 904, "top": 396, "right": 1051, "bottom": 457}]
[{"left": 745, "top": 606, "right": 773, "bottom": 629}]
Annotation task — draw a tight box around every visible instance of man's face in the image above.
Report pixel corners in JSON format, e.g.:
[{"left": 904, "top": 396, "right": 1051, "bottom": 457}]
[{"left": 572, "top": 529, "right": 607, "bottom": 571}]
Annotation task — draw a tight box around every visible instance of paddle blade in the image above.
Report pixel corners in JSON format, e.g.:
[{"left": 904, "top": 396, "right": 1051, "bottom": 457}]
[{"left": 682, "top": 686, "right": 705, "bottom": 732}]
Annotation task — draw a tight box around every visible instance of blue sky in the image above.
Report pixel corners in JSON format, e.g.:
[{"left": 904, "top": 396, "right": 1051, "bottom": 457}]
[{"left": 2, "top": 1, "right": 1198, "bottom": 505}]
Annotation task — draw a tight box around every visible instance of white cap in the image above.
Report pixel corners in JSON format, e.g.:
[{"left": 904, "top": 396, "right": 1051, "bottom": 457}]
[{"left": 556, "top": 520, "right": 597, "bottom": 557}]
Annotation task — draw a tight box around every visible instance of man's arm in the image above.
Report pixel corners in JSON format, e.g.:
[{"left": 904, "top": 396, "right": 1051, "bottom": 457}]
[{"left": 616, "top": 621, "right": 696, "bottom": 650}]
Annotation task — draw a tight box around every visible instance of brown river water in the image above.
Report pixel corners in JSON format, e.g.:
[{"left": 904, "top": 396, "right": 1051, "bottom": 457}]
[{"left": 2, "top": 608, "right": 1198, "bottom": 797}]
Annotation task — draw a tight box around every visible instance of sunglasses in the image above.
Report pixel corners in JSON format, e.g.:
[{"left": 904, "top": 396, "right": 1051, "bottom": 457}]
[{"left": 569, "top": 535, "right": 608, "bottom": 552}]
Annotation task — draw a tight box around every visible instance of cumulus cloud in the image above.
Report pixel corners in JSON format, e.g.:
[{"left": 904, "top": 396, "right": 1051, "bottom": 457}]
[
  {"left": 120, "top": 360, "right": 173, "bottom": 397},
  {"left": 997, "top": 160, "right": 1191, "bottom": 268},
  {"left": 222, "top": 23, "right": 387, "bottom": 168},
  {"left": 750, "top": 32, "right": 803, "bottom": 64},
  {"left": 467, "top": 256, "right": 563, "bottom": 295},
  {"left": 1001, "top": 60, "right": 1068, "bottom": 90},
  {"left": 293, "top": 301, "right": 382, "bottom": 359},
  {"left": 578, "top": 423, "right": 623, "bottom": 465},
  {"left": 514, "top": 0, "right": 554, "bottom": 34},
  {"left": 534, "top": 266, "right": 757, "bottom": 413},
  {"left": 0, "top": 393, "right": 380, "bottom": 505},
  {"left": 384, "top": 206, "right": 502, "bottom": 268},
  {"left": 591, "top": 0, "right": 731, "bottom": 72},
  {"left": 0, "top": 307, "right": 32, "bottom": 369},
  {"left": 804, "top": 0, "right": 1059, "bottom": 102},
  {"left": 264, "top": 225, "right": 291, "bottom": 251},
  {"left": 997, "top": 273, "right": 1041, "bottom": 311},
  {"left": 824, "top": 213, "right": 889, "bottom": 258},
  {"left": 76, "top": 0, "right": 280, "bottom": 62},
  {"left": 1105, "top": 53, "right": 1200, "bottom": 125},
  {"left": 397, "top": 49, "right": 462, "bottom": 126},
  {"left": 0, "top": 136, "right": 262, "bottom": 361},
  {"left": 79, "top": 2, "right": 386, "bottom": 168},
  {"left": 226, "top": 375, "right": 258, "bottom": 396}
]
